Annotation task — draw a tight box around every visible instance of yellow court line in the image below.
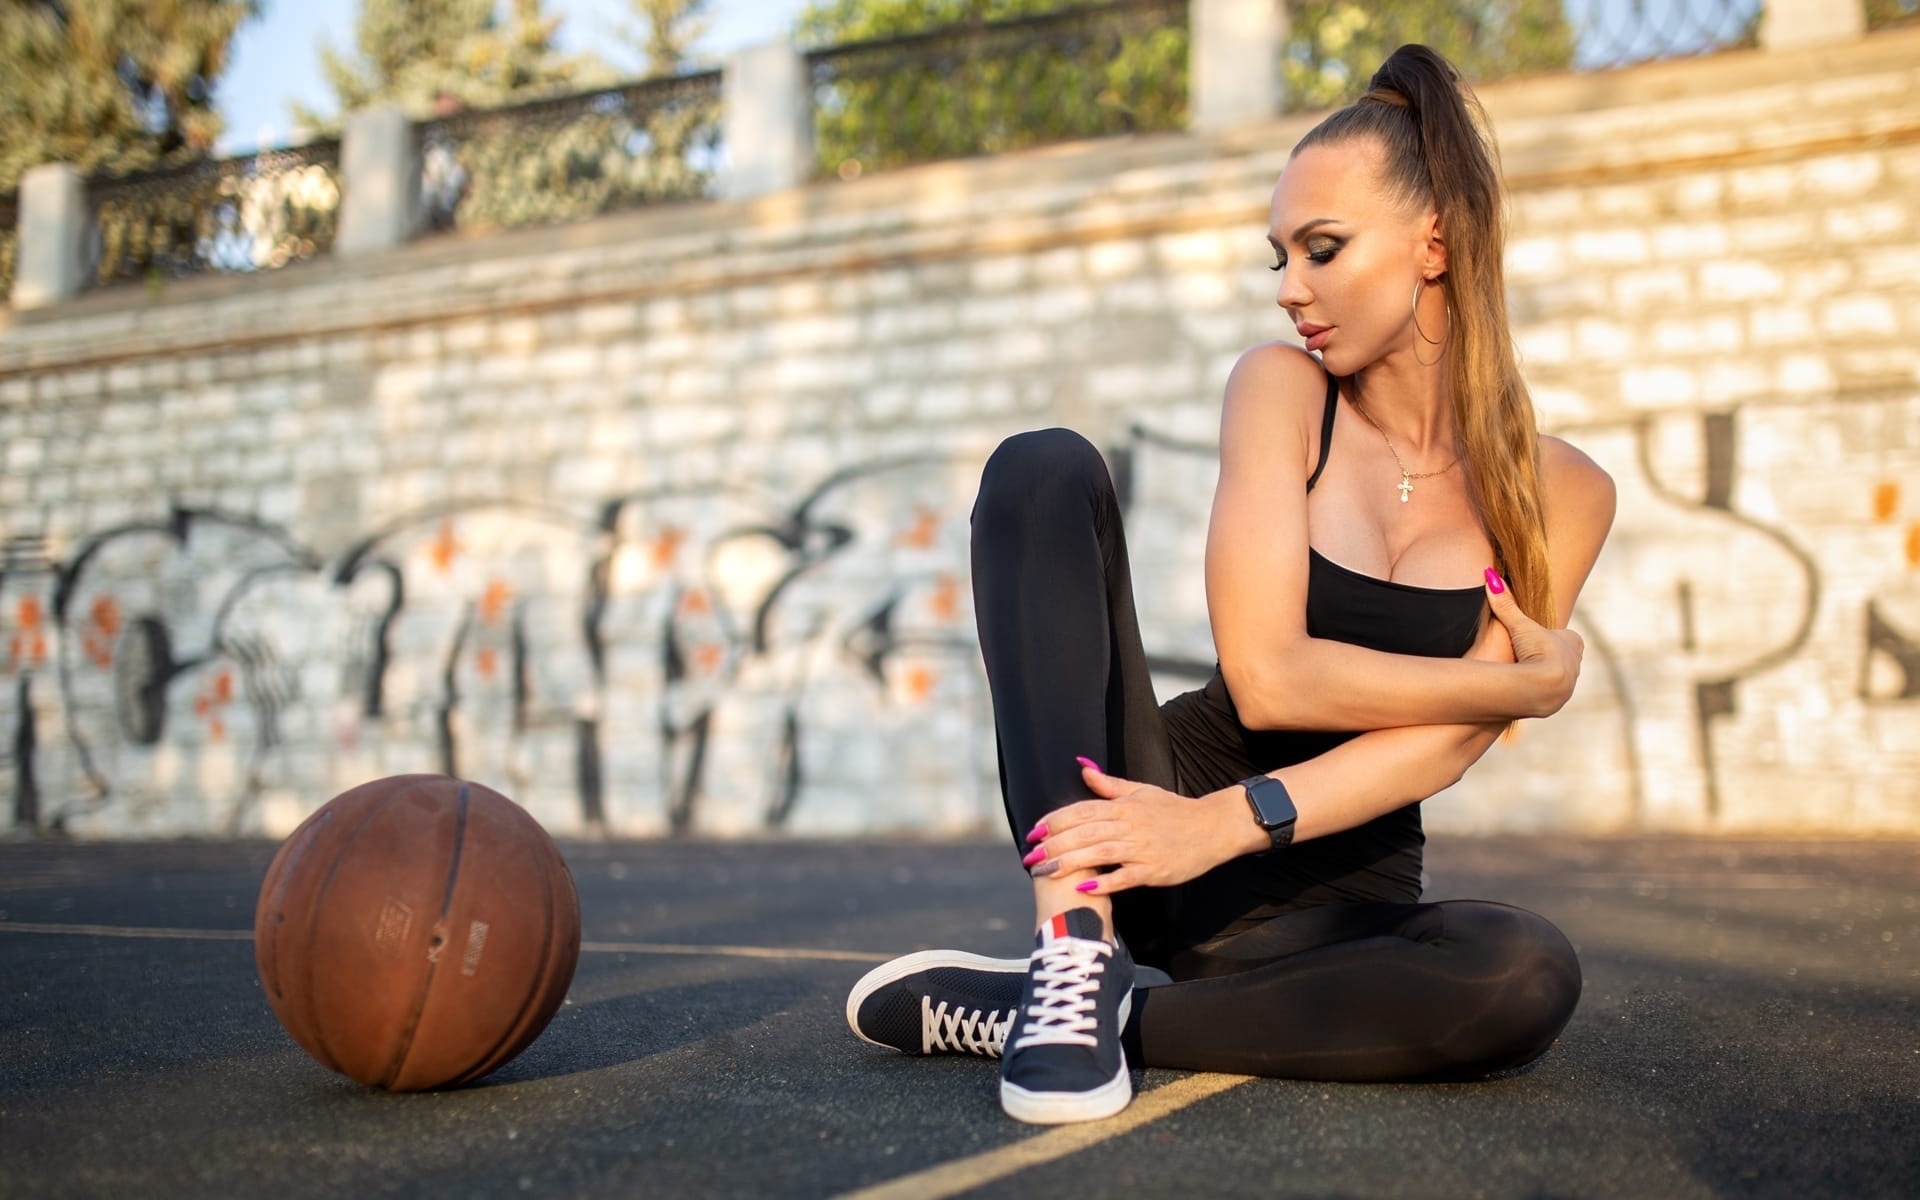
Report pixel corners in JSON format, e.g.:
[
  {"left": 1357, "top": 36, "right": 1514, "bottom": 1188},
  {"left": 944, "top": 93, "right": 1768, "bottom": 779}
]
[
  {"left": 0, "top": 921, "right": 890, "bottom": 964},
  {"left": 581, "top": 939, "right": 890, "bottom": 964},
  {"left": 832, "top": 1072, "right": 1253, "bottom": 1200}
]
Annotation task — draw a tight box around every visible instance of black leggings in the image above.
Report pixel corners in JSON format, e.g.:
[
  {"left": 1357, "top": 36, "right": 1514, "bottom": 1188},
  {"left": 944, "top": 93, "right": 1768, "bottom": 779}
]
[{"left": 970, "top": 428, "right": 1581, "bottom": 1081}]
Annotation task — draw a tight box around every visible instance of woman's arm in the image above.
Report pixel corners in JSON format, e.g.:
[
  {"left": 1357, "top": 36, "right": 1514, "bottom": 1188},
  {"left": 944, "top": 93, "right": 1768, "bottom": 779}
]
[
  {"left": 1206, "top": 344, "right": 1581, "bottom": 732},
  {"left": 1033, "top": 437, "right": 1616, "bottom": 892},
  {"left": 1218, "top": 435, "right": 1616, "bottom": 854}
]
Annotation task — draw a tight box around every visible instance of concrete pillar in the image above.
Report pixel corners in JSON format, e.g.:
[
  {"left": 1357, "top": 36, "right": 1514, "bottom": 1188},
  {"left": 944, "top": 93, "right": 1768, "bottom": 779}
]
[
  {"left": 10, "top": 164, "right": 89, "bottom": 310},
  {"left": 335, "top": 106, "right": 420, "bottom": 258},
  {"left": 1190, "top": 0, "right": 1288, "bottom": 133},
  {"left": 721, "top": 42, "right": 814, "bottom": 201},
  {"left": 1761, "top": 0, "right": 1866, "bottom": 49}
]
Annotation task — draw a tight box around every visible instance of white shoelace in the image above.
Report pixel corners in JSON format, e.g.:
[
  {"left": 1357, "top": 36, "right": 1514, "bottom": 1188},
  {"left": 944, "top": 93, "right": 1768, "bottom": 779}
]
[
  {"left": 922, "top": 997, "right": 1015, "bottom": 1056},
  {"left": 1011, "top": 938, "right": 1110, "bottom": 1051}
]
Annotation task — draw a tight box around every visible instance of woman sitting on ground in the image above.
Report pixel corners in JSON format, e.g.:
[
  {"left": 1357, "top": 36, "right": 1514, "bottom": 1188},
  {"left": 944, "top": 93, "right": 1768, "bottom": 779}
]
[{"left": 847, "top": 43, "right": 1616, "bottom": 1125}]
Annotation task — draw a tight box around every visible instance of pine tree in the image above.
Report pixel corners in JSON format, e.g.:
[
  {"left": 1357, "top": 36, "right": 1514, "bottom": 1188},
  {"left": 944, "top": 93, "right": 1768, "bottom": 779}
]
[
  {"left": 0, "top": 0, "right": 258, "bottom": 190},
  {"left": 293, "top": 0, "right": 610, "bottom": 132}
]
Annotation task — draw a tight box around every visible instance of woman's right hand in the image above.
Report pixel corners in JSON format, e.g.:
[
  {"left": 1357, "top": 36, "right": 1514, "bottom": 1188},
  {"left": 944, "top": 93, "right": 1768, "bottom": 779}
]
[{"left": 1485, "top": 571, "right": 1584, "bottom": 718}]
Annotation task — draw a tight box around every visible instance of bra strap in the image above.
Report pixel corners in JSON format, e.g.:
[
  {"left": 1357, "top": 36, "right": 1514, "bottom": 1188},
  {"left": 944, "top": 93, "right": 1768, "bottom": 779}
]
[{"left": 1305, "top": 370, "right": 1339, "bottom": 492}]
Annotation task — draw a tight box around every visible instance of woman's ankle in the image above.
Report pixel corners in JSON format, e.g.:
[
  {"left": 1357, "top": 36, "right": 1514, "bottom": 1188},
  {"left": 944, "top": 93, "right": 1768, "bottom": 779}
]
[{"left": 1032, "top": 871, "right": 1114, "bottom": 940}]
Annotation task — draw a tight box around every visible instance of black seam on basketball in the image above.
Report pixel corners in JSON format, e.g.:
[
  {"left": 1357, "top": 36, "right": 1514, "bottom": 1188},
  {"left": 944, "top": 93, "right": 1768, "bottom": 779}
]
[
  {"left": 380, "top": 779, "right": 468, "bottom": 1088},
  {"left": 449, "top": 816, "right": 555, "bottom": 1087},
  {"left": 259, "top": 807, "right": 331, "bottom": 1002},
  {"left": 301, "top": 792, "right": 392, "bottom": 1075},
  {"left": 436, "top": 784, "right": 470, "bottom": 918}
]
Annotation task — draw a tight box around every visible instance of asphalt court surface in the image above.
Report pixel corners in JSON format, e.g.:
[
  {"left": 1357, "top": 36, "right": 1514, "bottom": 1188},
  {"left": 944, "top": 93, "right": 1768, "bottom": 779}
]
[{"left": 2, "top": 835, "right": 1917, "bottom": 1199}]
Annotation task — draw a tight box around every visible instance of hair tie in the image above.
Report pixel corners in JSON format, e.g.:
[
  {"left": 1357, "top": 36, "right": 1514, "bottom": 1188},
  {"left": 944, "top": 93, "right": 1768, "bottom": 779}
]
[{"left": 1361, "top": 87, "right": 1410, "bottom": 109}]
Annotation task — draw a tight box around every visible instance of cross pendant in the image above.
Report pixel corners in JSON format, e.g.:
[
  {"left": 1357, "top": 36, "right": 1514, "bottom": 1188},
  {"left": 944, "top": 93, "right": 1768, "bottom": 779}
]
[{"left": 1397, "top": 475, "right": 1413, "bottom": 503}]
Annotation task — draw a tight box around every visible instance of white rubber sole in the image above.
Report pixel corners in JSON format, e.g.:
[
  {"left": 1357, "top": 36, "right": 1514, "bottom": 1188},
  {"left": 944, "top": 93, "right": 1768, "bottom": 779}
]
[
  {"left": 999, "top": 1055, "right": 1134, "bottom": 1125},
  {"left": 844, "top": 949, "right": 1030, "bottom": 1051}
]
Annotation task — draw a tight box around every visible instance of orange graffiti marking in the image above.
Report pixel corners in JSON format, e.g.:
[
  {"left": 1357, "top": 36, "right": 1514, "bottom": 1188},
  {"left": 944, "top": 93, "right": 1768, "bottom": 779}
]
[
  {"left": 82, "top": 595, "right": 121, "bottom": 669},
  {"left": 1873, "top": 481, "right": 1900, "bottom": 523},
  {"left": 928, "top": 575, "right": 959, "bottom": 622},
  {"left": 1907, "top": 523, "right": 1920, "bottom": 568},
  {"left": 479, "top": 578, "right": 513, "bottom": 626},
  {"left": 476, "top": 647, "right": 498, "bottom": 680},
  {"left": 693, "top": 643, "right": 724, "bottom": 675},
  {"left": 902, "top": 663, "right": 936, "bottom": 703},
  {"left": 8, "top": 596, "right": 48, "bottom": 671},
  {"left": 679, "top": 588, "right": 712, "bottom": 617},
  {"left": 651, "top": 525, "right": 688, "bottom": 570},
  {"left": 428, "top": 520, "right": 462, "bottom": 574},
  {"left": 194, "top": 668, "right": 234, "bottom": 741},
  {"left": 896, "top": 507, "right": 941, "bottom": 550}
]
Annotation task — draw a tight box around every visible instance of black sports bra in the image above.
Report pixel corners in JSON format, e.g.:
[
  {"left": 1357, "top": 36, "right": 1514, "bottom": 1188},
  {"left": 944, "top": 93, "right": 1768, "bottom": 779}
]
[{"left": 1302, "top": 372, "right": 1484, "bottom": 660}]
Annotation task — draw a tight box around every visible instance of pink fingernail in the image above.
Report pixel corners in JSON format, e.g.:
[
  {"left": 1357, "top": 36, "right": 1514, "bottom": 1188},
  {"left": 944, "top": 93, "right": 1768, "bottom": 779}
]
[
  {"left": 1022, "top": 846, "right": 1046, "bottom": 867},
  {"left": 1076, "top": 756, "right": 1102, "bottom": 772},
  {"left": 1484, "top": 568, "right": 1505, "bottom": 595},
  {"left": 1076, "top": 880, "right": 1099, "bottom": 893},
  {"left": 1025, "top": 823, "right": 1048, "bottom": 843}
]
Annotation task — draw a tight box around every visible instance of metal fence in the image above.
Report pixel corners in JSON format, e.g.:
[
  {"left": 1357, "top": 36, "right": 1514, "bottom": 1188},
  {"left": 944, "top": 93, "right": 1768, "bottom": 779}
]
[
  {"left": 86, "top": 141, "right": 342, "bottom": 289},
  {"left": 5, "top": 1, "right": 1903, "bottom": 305},
  {"left": 416, "top": 70, "right": 724, "bottom": 235},
  {"left": 805, "top": 0, "right": 1190, "bottom": 180},
  {"left": 1280, "top": 0, "right": 1766, "bottom": 113},
  {"left": 1568, "top": 0, "right": 1763, "bottom": 69},
  {"left": 1866, "top": 0, "right": 1920, "bottom": 28}
]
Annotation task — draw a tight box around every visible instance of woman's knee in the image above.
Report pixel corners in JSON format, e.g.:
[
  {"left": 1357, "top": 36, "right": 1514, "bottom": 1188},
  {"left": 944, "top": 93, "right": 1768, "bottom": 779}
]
[
  {"left": 1442, "top": 902, "right": 1583, "bottom": 1072},
  {"left": 974, "top": 428, "right": 1113, "bottom": 528}
]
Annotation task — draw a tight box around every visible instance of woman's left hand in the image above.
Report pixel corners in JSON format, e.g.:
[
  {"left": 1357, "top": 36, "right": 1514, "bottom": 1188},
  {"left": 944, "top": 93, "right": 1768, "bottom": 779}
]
[{"left": 1026, "top": 763, "right": 1245, "bottom": 894}]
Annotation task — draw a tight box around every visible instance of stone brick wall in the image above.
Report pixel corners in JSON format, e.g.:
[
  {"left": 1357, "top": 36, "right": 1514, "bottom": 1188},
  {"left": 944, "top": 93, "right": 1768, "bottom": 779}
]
[{"left": 3, "top": 28, "right": 1917, "bottom": 838}]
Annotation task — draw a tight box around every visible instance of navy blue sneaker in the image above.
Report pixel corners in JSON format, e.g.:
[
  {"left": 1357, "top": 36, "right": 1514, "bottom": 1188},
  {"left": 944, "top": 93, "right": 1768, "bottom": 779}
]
[
  {"left": 846, "top": 950, "right": 1028, "bottom": 1057},
  {"left": 999, "top": 908, "right": 1134, "bottom": 1124}
]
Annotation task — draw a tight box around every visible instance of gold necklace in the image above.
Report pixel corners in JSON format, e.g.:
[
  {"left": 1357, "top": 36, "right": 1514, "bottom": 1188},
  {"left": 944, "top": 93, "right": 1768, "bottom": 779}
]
[{"left": 1351, "top": 401, "right": 1458, "bottom": 503}]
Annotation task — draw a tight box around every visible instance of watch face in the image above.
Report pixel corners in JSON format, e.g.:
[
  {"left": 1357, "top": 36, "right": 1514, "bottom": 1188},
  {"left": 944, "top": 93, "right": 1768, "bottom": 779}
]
[{"left": 1245, "top": 777, "right": 1297, "bottom": 828}]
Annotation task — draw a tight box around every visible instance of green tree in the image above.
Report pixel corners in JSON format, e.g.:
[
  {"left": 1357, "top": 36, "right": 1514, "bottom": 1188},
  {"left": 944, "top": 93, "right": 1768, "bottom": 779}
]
[
  {"left": 797, "top": 0, "right": 1188, "bottom": 177},
  {"left": 293, "top": 0, "right": 611, "bottom": 132},
  {"left": 1281, "top": 0, "right": 1574, "bottom": 112},
  {"left": 0, "top": 0, "right": 258, "bottom": 190},
  {"left": 622, "top": 0, "right": 711, "bottom": 77}
]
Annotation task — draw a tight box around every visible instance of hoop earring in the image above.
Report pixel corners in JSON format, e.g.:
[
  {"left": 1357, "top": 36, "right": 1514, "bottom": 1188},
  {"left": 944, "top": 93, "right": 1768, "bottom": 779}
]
[{"left": 1412, "top": 278, "right": 1450, "bottom": 366}]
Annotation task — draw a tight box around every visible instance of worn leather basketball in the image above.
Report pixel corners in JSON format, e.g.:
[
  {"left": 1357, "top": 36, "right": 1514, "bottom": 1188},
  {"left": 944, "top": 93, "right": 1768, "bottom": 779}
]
[{"left": 253, "top": 774, "right": 581, "bottom": 1091}]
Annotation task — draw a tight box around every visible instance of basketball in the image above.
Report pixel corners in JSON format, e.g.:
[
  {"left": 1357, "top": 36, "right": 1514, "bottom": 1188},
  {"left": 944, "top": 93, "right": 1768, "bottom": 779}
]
[{"left": 253, "top": 774, "right": 581, "bottom": 1091}]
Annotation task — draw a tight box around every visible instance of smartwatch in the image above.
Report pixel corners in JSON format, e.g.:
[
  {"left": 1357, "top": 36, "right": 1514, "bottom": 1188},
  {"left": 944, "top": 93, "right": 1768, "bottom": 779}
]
[{"left": 1238, "top": 775, "right": 1298, "bottom": 853}]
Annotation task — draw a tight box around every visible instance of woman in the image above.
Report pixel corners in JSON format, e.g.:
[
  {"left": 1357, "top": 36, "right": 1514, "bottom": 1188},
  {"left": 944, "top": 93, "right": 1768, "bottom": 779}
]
[{"left": 847, "top": 44, "right": 1615, "bottom": 1126}]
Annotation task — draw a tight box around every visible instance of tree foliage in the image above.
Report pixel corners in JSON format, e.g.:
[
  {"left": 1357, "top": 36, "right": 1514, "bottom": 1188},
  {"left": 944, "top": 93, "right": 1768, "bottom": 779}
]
[
  {"left": 293, "top": 0, "right": 612, "bottom": 132},
  {"left": 0, "top": 0, "right": 257, "bottom": 190},
  {"left": 1281, "top": 1, "right": 1574, "bottom": 112},
  {"left": 797, "top": 0, "right": 1188, "bottom": 177},
  {"left": 622, "top": 0, "right": 712, "bottom": 78}
]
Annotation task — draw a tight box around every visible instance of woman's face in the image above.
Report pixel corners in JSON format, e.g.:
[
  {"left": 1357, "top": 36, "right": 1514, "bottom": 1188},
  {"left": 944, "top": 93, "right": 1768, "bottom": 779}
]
[{"left": 1267, "top": 138, "right": 1441, "bottom": 377}]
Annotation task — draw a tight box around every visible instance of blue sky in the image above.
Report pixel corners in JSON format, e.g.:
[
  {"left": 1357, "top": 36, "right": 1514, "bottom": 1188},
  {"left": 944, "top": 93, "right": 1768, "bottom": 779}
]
[{"left": 217, "top": 0, "right": 808, "bottom": 154}]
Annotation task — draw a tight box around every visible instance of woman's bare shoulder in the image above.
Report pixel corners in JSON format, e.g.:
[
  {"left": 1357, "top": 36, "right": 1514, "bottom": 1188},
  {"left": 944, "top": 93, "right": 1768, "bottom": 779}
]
[
  {"left": 1226, "top": 341, "right": 1327, "bottom": 402},
  {"left": 1221, "top": 343, "right": 1329, "bottom": 448},
  {"left": 1538, "top": 434, "right": 1617, "bottom": 532}
]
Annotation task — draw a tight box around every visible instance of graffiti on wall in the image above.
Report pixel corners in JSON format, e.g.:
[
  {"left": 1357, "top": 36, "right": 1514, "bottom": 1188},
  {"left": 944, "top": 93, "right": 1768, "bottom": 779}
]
[
  {"left": 0, "top": 456, "right": 1003, "bottom": 837},
  {"left": 4, "top": 399, "right": 1920, "bottom": 836}
]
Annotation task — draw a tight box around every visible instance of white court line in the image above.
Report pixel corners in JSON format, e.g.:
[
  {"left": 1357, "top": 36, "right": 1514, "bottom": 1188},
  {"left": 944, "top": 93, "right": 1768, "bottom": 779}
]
[
  {"left": 0, "top": 921, "right": 254, "bottom": 942},
  {"left": 0, "top": 921, "right": 891, "bottom": 964},
  {"left": 831, "top": 1072, "right": 1253, "bottom": 1200}
]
